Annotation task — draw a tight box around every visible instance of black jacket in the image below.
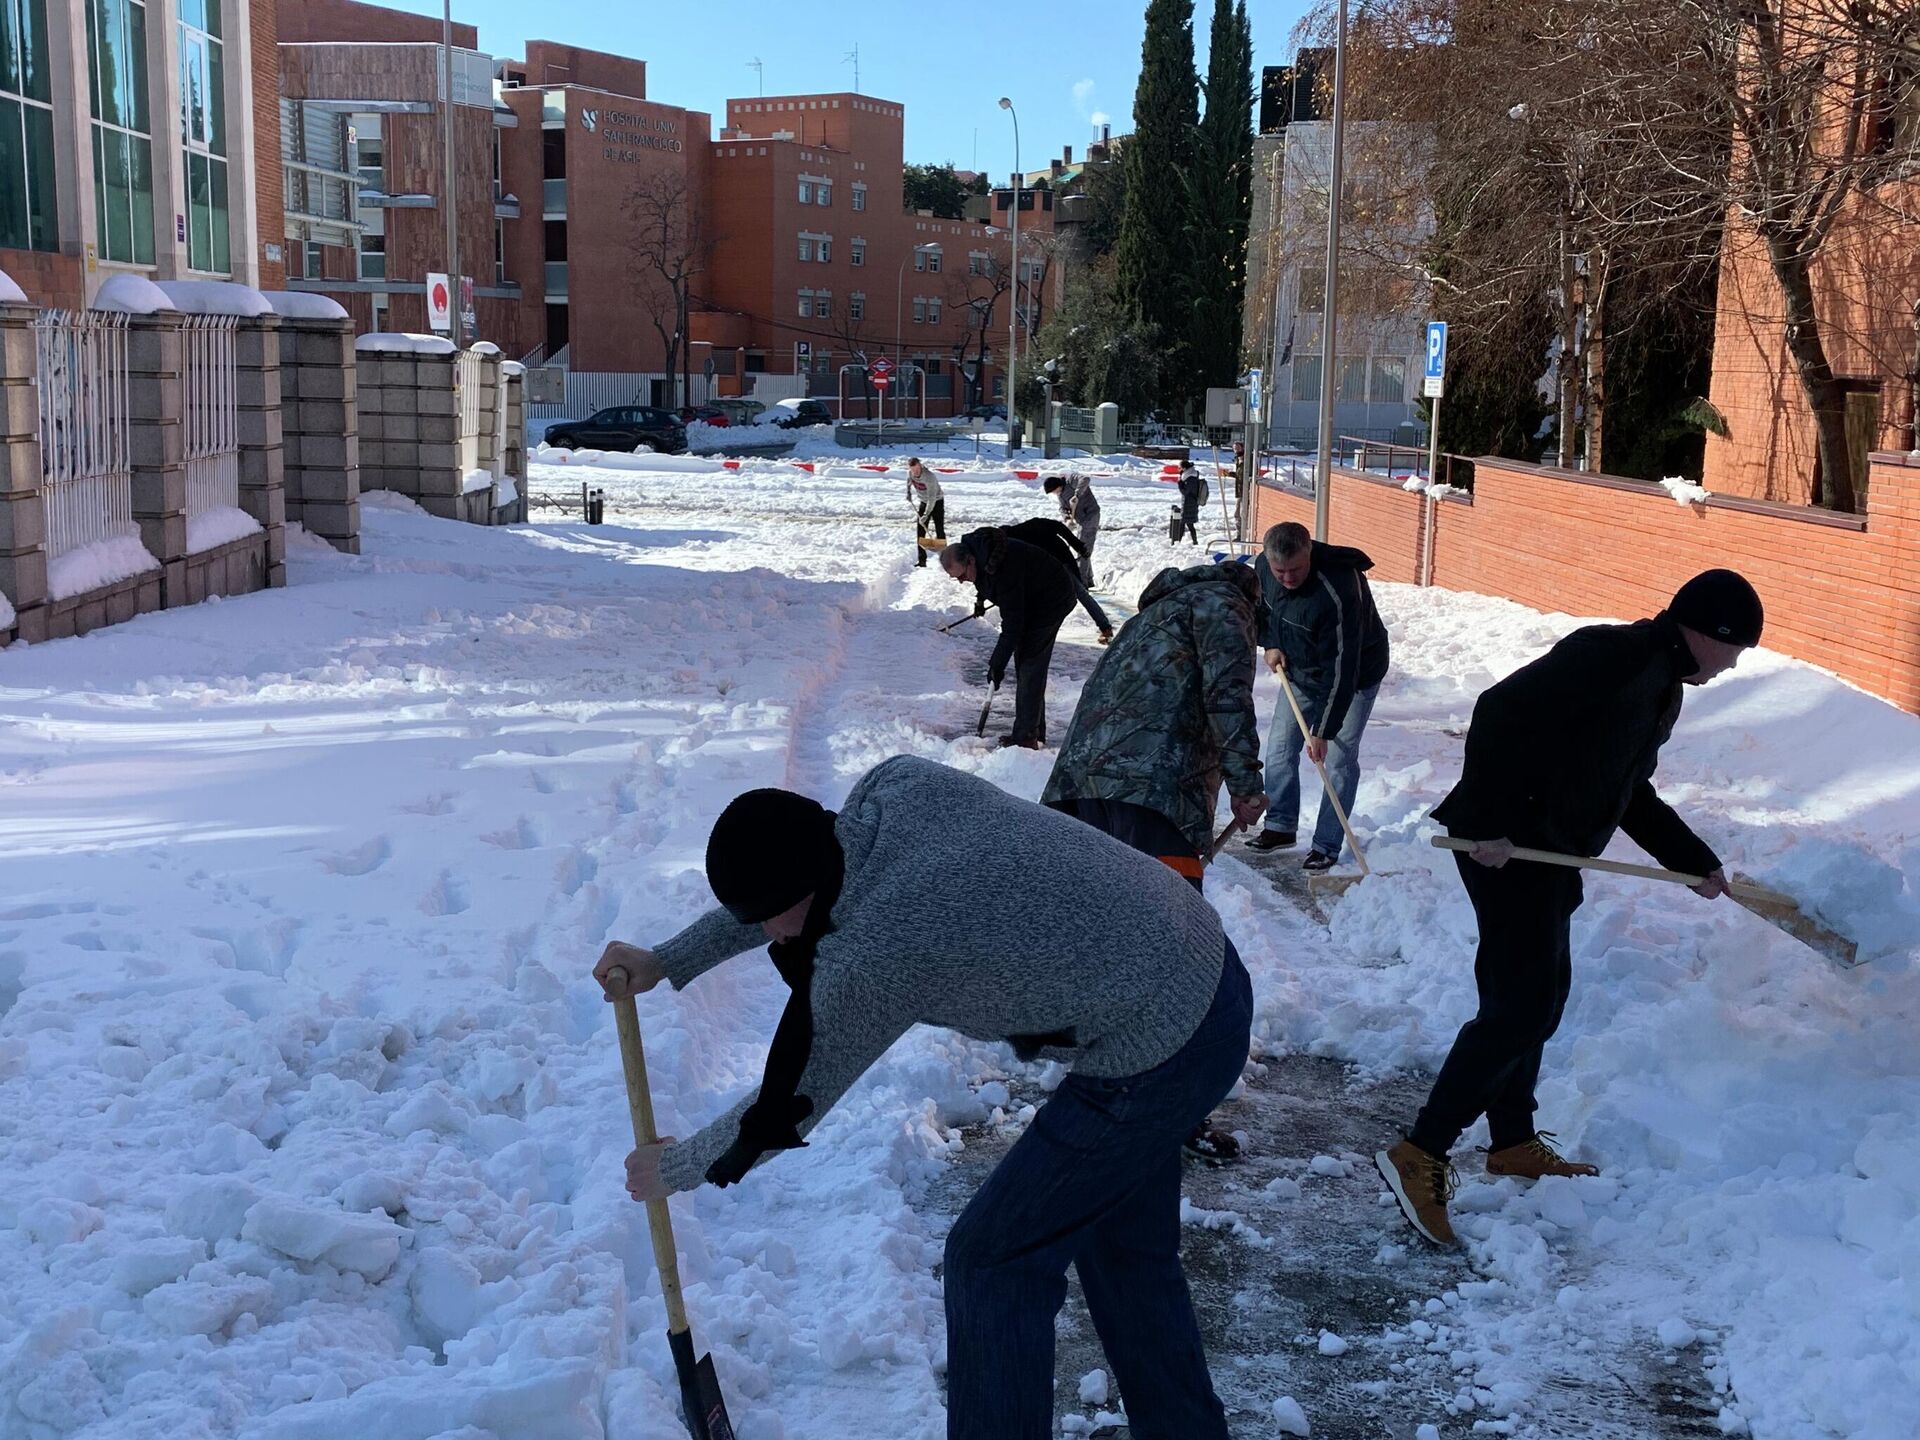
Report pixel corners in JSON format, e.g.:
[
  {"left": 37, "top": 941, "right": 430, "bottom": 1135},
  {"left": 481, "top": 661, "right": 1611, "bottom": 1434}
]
[
  {"left": 958, "top": 530, "right": 1076, "bottom": 676},
  {"left": 1431, "top": 613, "right": 1720, "bottom": 874},
  {"left": 1177, "top": 467, "right": 1206, "bottom": 521},
  {"left": 1002, "top": 517, "right": 1088, "bottom": 571},
  {"left": 1253, "top": 542, "right": 1391, "bottom": 737}
]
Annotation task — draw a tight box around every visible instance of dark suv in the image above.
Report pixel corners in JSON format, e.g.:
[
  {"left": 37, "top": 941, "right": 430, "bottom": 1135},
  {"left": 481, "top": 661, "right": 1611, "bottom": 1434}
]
[
  {"left": 545, "top": 406, "right": 688, "bottom": 454},
  {"left": 771, "top": 398, "right": 834, "bottom": 428}
]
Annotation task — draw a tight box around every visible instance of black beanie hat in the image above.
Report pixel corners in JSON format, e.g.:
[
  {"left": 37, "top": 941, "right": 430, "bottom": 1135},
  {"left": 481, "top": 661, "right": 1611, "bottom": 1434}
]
[
  {"left": 705, "top": 789, "right": 837, "bottom": 924},
  {"left": 1043, "top": 476, "right": 1064, "bottom": 492},
  {"left": 1669, "top": 569, "right": 1764, "bottom": 647}
]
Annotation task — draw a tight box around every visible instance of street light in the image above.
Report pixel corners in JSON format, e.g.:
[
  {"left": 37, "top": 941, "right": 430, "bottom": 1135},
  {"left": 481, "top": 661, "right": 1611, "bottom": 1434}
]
[
  {"left": 1311, "top": 0, "right": 1349, "bottom": 541},
  {"left": 442, "top": 0, "right": 461, "bottom": 346},
  {"left": 999, "top": 96, "right": 1019, "bottom": 459},
  {"left": 893, "top": 242, "right": 938, "bottom": 432}
]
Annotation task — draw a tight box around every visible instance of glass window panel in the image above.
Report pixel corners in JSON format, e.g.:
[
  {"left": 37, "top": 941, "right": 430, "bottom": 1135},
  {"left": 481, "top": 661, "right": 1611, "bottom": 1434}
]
[
  {"left": 100, "top": 128, "right": 130, "bottom": 260},
  {"left": 127, "top": 0, "right": 148, "bottom": 132},
  {"left": 24, "top": 101, "right": 53, "bottom": 249},
  {"left": 1370, "top": 356, "right": 1406, "bottom": 404},
  {"left": 1290, "top": 354, "right": 1322, "bottom": 403},
  {"left": 21, "top": 0, "right": 48, "bottom": 102},
  {"left": 92, "top": 123, "right": 107, "bottom": 247},
  {"left": 209, "top": 156, "right": 228, "bottom": 272},
  {"left": 188, "top": 150, "right": 210, "bottom": 267},
  {"left": 177, "top": 0, "right": 204, "bottom": 32},
  {"left": 0, "top": 98, "right": 26, "bottom": 250},
  {"left": 130, "top": 132, "right": 153, "bottom": 263},
  {"left": 206, "top": 38, "right": 223, "bottom": 153},
  {"left": 95, "top": 0, "right": 125, "bottom": 127},
  {"left": 1, "top": 0, "right": 18, "bottom": 95},
  {"left": 1336, "top": 355, "right": 1368, "bottom": 404},
  {"left": 85, "top": 0, "right": 100, "bottom": 115}
]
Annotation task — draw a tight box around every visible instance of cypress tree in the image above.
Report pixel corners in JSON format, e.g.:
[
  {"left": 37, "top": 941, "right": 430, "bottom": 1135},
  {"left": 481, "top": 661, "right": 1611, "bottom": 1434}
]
[
  {"left": 1187, "top": 0, "right": 1256, "bottom": 392},
  {"left": 1115, "top": 0, "right": 1200, "bottom": 404}
]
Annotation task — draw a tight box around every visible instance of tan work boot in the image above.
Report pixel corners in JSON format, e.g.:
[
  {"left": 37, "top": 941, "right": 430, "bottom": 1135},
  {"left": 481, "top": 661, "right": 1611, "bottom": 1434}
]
[
  {"left": 1484, "top": 1131, "right": 1599, "bottom": 1179},
  {"left": 1375, "top": 1139, "right": 1458, "bottom": 1247}
]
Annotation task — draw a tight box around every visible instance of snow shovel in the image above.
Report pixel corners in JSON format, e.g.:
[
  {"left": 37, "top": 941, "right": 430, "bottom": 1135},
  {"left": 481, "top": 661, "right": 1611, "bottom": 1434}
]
[
  {"left": 608, "top": 967, "right": 738, "bottom": 1440},
  {"left": 1274, "top": 669, "right": 1373, "bottom": 898},
  {"left": 1425, "top": 838, "right": 1861, "bottom": 968},
  {"left": 917, "top": 536, "right": 950, "bottom": 552},
  {"left": 975, "top": 680, "right": 1000, "bottom": 738}
]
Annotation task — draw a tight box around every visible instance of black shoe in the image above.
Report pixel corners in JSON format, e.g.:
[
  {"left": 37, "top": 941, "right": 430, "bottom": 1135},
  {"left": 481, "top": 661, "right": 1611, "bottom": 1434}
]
[
  {"left": 1245, "top": 829, "right": 1296, "bottom": 852},
  {"left": 1302, "top": 849, "right": 1337, "bottom": 872},
  {"left": 1183, "top": 1123, "right": 1242, "bottom": 1165}
]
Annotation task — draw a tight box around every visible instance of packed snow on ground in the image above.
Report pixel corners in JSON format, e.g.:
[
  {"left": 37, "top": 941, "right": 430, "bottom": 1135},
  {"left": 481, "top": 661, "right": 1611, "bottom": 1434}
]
[
  {"left": 45, "top": 531, "right": 162, "bottom": 601},
  {"left": 0, "top": 457, "right": 1914, "bottom": 1440}
]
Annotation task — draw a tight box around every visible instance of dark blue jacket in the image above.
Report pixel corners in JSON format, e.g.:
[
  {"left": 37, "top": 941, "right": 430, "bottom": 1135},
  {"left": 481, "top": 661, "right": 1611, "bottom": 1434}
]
[{"left": 1253, "top": 542, "right": 1390, "bottom": 737}]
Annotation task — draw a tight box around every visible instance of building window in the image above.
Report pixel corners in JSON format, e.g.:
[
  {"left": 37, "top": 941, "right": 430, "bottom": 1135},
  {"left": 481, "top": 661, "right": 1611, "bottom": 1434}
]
[
  {"left": 914, "top": 249, "right": 926, "bottom": 272},
  {"left": 1369, "top": 356, "right": 1406, "bottom": 404},
  {"left": 798, "top": 178, "right": 813, "bottom": 203},
  {"left": 798, "top": 235, "right": 814, "bottom": 261},
  {"left": 355, "top": 116, "right": 383, "bottom": 192},
  {"left": 849, "top": 292, "right": 865, "bottom": 320},
  {"left": 1297, "top": 263, "right": 1326, "bottom": 313},
  {"left": 926, "top": 247, "right": 942, "bottom": 273},
  {"left": 1336, "top": 355, "right": 1369, "bottom": 404},
  {"left": 850, "top": 239, "right": 864, "bottom": 266},
  {"left": 797, "top": 289, "right": 813, "bottom": 317},
  {"left": 304, "top": 239, "right": 323, "bottom": 278},
  {"left": 0, "top": 0, "right": 57, "bottom": 252},
  {"left": 817, "top": 181, "right": 831, "bottom": 206},
  {"left": 494, "top": 218, "right": 506, "bottom": 284},
  {"left": 1290, "top": 354, "right": 1322, "bottom": 403},
  {"left": 358, "top": 232, "right": 384, "bottom": 280},
  {"left": 912, "top": 297, "right": 926, "bottom": 324},
  {"left": 968, "top": 251, "right": 986, "bottom": 276},
  {"left": 927, "top": 297, "right": 941, "bottom": 324},
  {"left": 818, "top": 236, "right": 830, "bottom": 262},
  {"left": 851, "top": 182, "right": 866, "bottom": 211},
  {"left": 816, "top": 290, "right": 831, "bottom": 318},
  {"left": 87, "top": 0, "right": 156, "bottom": 265},
  {"left": 178, "top": 0, "right": 229, "bottom": 273}
]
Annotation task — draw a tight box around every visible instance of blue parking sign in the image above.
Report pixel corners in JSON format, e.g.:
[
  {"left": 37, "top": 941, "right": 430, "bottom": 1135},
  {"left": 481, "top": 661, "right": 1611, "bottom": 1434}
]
[{"left": 1423, "top": 321, "right": 1447, "bottom": 398}]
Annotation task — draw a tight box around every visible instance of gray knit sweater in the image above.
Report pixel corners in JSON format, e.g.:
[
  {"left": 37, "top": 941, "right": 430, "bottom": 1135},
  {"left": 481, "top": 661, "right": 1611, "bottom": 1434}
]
[{"left": 653, "top": 756, "right": 1226, "bottom": 1193}]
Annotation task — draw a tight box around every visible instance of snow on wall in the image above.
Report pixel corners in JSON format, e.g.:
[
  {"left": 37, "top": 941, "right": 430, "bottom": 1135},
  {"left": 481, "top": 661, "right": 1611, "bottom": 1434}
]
[
  {"left": 155, "top": 281, "right": 273, "bottom": 317},
  {"left": 91, "top": 275, "right": 178, "bottom": 315},
  {"left": 46, "top": 533, "right": 161, "bottom": 600},
  {"left": 261, "top": 292, "right": 350, "bottom": 322},
  {"left": 0, "top": 269, "right": 26, "bottom": 306},
  {"left": 355, "top": 333, "right": 457, "bottom": 356},
  {"left": 186, "top": 506, "right": 263, "bottom": 555}
]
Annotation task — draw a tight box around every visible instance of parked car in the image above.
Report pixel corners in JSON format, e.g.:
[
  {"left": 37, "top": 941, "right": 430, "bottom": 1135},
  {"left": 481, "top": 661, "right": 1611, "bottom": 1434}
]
[
  {"left": 712, "top": 398, "right": 768, "bottom": 427},
  {"left": 766, "top": 398, "right": 834, "bottom": 429},
  {"left": 964, "top": 403, "right": 1008, "bottom": 422},
  {"left": 544, "top": 406, "right": 688, "bottom": 455},
  {"left": 677, "top": 405, "right": 729, "bottom": 427}
]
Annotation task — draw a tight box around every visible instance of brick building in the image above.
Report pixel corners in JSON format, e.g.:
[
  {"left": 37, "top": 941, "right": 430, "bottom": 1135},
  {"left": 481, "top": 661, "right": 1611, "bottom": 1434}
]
[
  {"left": 1, "top": 0, "right": 280, "bottom": 309},
  {"left": 270, "top": 0, "right": 1034, "bottom": 412}
]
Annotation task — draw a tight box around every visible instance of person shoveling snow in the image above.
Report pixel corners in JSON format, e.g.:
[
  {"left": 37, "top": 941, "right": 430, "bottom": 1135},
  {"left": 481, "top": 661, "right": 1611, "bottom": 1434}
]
[
  {"left": 1377, "top": 569, "right": 1771, "bottom": 1248},
  {"left": 596, "top": 756, "right": 1251, "bottom": 1439}
]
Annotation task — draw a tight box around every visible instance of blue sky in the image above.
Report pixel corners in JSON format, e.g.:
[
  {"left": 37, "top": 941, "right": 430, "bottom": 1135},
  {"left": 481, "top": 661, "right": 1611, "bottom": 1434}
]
[{"left": 382, "top": 0, "right": 1312, "bottom": 175}]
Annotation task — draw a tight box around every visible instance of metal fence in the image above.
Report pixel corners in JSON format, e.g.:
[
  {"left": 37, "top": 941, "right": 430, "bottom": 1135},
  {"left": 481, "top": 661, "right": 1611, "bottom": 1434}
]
[
  {"left": 32, "top": 309, "right": 134, "bottom": 560},
  {"left": 456, "top": 349, "right": 487, "bottom": 475},
  {"left": 181, "top": 314, "right": 238, "bottom": 521}
]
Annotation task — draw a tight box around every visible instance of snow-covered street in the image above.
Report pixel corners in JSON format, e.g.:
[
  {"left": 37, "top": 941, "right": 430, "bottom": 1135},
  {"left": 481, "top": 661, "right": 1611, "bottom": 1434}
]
[{"left": 2, "top": 455, "right": 1916, "bottom": 1440}]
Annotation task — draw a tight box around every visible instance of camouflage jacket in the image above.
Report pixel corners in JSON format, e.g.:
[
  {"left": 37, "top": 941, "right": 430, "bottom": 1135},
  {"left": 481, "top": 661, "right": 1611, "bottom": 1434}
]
[{"left": 1042, "top": 562, "right": 1264, "bottom": 856}]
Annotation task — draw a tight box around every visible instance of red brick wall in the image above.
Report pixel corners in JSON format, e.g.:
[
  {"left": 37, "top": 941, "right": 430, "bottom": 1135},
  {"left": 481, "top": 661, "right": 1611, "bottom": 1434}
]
[
  {"left": 277, "top": 0, "right": 476, "bottom": 48},
  {"left": 521, "top": 41, "right": 646, "bottom": 99},
  {"left": 1253, "top": 454, "right": 1920, "bottom": 712},
  {"left": 0, "top": 248, "right": 83, "bottom": 310},
  {"left": 251, "top": 0, "right": 287, "bottom": 290}
]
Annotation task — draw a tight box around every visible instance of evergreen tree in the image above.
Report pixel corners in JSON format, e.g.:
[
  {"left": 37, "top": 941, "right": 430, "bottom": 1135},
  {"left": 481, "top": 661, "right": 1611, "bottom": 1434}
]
[
  {"left": 1115, "top": 0, "right": 1200, "bottom": 407},
  {"left": 1188, "top": 0, "right": 1255, "bottom": 391}
]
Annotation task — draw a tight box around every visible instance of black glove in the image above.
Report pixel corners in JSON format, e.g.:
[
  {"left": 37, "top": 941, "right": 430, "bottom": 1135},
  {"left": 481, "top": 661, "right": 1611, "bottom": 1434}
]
[
  {"left": 972, "top": 598, "right": 986, "bottom": 618},
  {"left": 988, "top": 662, "right": 1005, "bottom": 688}
]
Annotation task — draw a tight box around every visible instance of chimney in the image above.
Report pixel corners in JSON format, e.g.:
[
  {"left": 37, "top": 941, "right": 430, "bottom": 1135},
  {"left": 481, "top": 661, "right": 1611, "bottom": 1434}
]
[
  {"left": 1101, "top": 123, "right": 1111, "bottom": 144},
  {"left": 1063, "top": 144, "right": 1073, "bottom": 165},
  {"left": 1050, "top": 158, "right": 1064, "bottom": 177}
]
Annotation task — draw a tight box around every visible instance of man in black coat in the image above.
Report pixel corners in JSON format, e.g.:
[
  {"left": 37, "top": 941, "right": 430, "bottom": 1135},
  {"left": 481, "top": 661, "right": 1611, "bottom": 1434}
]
[
  {"left": 941, "top": 530, "right": 1078, "bottom": 748},
  {"left": 1376, "top": 569, "right": 1764, "bottom": 1248},
  {"left": 1175, "top": 461, "right": 1206, "bottom": 545},
  {"left": 1247, "top": 522, "right": 1391, "bottom": 871},
  {"left": 966, "top": 518, "right": 1114, "bottom": 641}
]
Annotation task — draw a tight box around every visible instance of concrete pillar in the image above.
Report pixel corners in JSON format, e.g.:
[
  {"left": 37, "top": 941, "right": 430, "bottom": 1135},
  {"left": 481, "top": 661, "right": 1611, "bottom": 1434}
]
[
  {"left": 412, "top": 352, "right": 464, "bottom": 521},
  {"left": 279, "top": 317, "right": 360, "bottom": 553},
  {"left": 126, "top": 315, "right": 188, "bottom": 604},
  {"left": 234, "top": 314, "right": 287, "bottom": 587},
  {"left": 503, "top": 366, "right": 528, "bottom": 524},
  {"left": 0, "top": 302, "right": 48, "bottom": 643}
]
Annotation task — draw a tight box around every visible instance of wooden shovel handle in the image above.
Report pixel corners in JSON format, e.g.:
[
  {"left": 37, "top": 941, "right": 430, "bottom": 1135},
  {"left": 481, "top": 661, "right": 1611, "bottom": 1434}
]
[
  {"left": 1426, "top": 836, "right": 1793, "bottom": 904},
  {"left": 1278, "top": 671, "right": 1370, "bottom": 876},
  {"left": 608, "top": 966, "right": 692, "bottom": 1337}
]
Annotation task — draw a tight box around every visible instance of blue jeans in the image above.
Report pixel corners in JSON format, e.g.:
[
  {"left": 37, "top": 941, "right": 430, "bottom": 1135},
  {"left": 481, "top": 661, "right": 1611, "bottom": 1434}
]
[
  {"left": 1263, "top": 682, "right": 1379, "bottom": 859},
  {"left": 944, "top": 941, "right": 1252, "bottom": 1440}
]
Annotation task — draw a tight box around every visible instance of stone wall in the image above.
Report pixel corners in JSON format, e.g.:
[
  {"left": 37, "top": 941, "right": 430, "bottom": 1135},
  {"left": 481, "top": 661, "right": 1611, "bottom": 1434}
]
[{"left": 279, "top": 316, "right": 361, "bottom": 552}]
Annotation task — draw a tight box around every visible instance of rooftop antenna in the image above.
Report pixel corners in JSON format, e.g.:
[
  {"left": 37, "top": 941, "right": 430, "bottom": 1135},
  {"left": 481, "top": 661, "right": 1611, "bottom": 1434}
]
[
  {"left": 747, "top": 57, "right": 763, "bottom": 96},
  {"left": 843, "top": 43, "right": 859, "bottom": 93}
]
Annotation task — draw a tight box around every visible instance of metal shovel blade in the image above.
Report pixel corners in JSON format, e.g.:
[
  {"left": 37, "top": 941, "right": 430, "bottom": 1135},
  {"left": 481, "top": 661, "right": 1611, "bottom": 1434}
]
[{"left": 670, "top": 1328, "right": 736, "bottom": 1440}]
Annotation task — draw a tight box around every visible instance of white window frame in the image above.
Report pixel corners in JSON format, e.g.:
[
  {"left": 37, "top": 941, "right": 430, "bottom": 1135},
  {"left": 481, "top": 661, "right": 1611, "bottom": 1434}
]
[
  {"left": 816, "top": 290, "right": 832, "bottom": 318},
  {"left": 797, "top": 289, "right": 814, "bottom": 318},
  {"left": 968, "top": 251, "right": 987, "bottom": 275},
  {"left": 798, "top": 179, "right": 813, "bottom": 204},
  {"left": 849, "top": 292, "right": 865, "bottom": 320},
  {"left": 850, "top": 239, "right": 865, "bottom": 267},
  {"left": 926, "top": 247, "right": 942, "bottom": 273},
  {"left": 912, "top": 297, "right": 926, "bottom": 324},
  {"left": 851, "top": 182, "right": 867, "bottom": 211},
  {"left": 927, "top": 297, "right": 942, "bottom": 324},
  {"left": 798, "top": 235, "right": 814, "bottom": 261},
  {"left": 818, "top": 236, "right": 831, "bottom": 262}
]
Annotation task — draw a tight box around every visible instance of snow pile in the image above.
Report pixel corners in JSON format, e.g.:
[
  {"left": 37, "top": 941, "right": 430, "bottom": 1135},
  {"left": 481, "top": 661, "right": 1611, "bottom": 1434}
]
[
  {"left": 1660, "top": 475, "right": 1712, "bottom": 506},
  {"left": 261, "top": 291, "right": 350, "bottom": 321},
  {"left": 187, "top": 505, "right": 263, "bottom": 554},
  {"left": 46, "top": 532, "right": 160, "bottom": 600},
  {"left": 92, "top": 274, "right": 178, "bottom": 315},
  {"left": 355, "top": 332, "right": 457, "bottom": 356},
  {"left": 531, "top": 445, "right": 722, "bottom": 475},
  {"left": 688, "top": 419, "right": 789, "bottom": 450},
  {"left": 462, "top": 469, "right": 497, "bottom": 495},
  {"left": 155, "top": 280, "right": 274, "bottom": 317},
  {"left": 468, "top": 341, "right": 501, "bottom": 356},
  {"left": 0, "top": 267, "right": 27, "bottom": 306},
  {"left": 0, "top": 586, "right": 14, "bottom": 631},
  {"left": 1272, "top": 1394, "right": 1312, "bottom": 1434},
  {"left": 501, "top": 360, "right": 526, "bottom": 377},
  {"left": 1750, "top": 837, "right": 1920, "bottom": 963}
]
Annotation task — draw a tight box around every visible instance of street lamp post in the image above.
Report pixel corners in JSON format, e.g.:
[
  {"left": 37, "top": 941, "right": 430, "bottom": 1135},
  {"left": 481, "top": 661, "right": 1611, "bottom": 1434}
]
[
  {"left": 999, "top": 96, "right": 1019, "bottom": 459},
  {"left": 1311, "top": 0, "right": 1349, "bottom": 541},
  {"left": 895, "top": 242, "right": 936, "bottom": 432}
]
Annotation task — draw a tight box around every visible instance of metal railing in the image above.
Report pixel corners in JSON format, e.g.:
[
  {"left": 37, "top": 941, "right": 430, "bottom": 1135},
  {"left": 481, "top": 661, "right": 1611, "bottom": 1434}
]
[
  {"left": 457, "top": 349, "right": 487, "bottom": 475},
  {"left": 32, "top": 309, "right": 135, "bottom": 561},
  {"left": 182, "top": 315, "right": 239, "bottom": 523}
]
